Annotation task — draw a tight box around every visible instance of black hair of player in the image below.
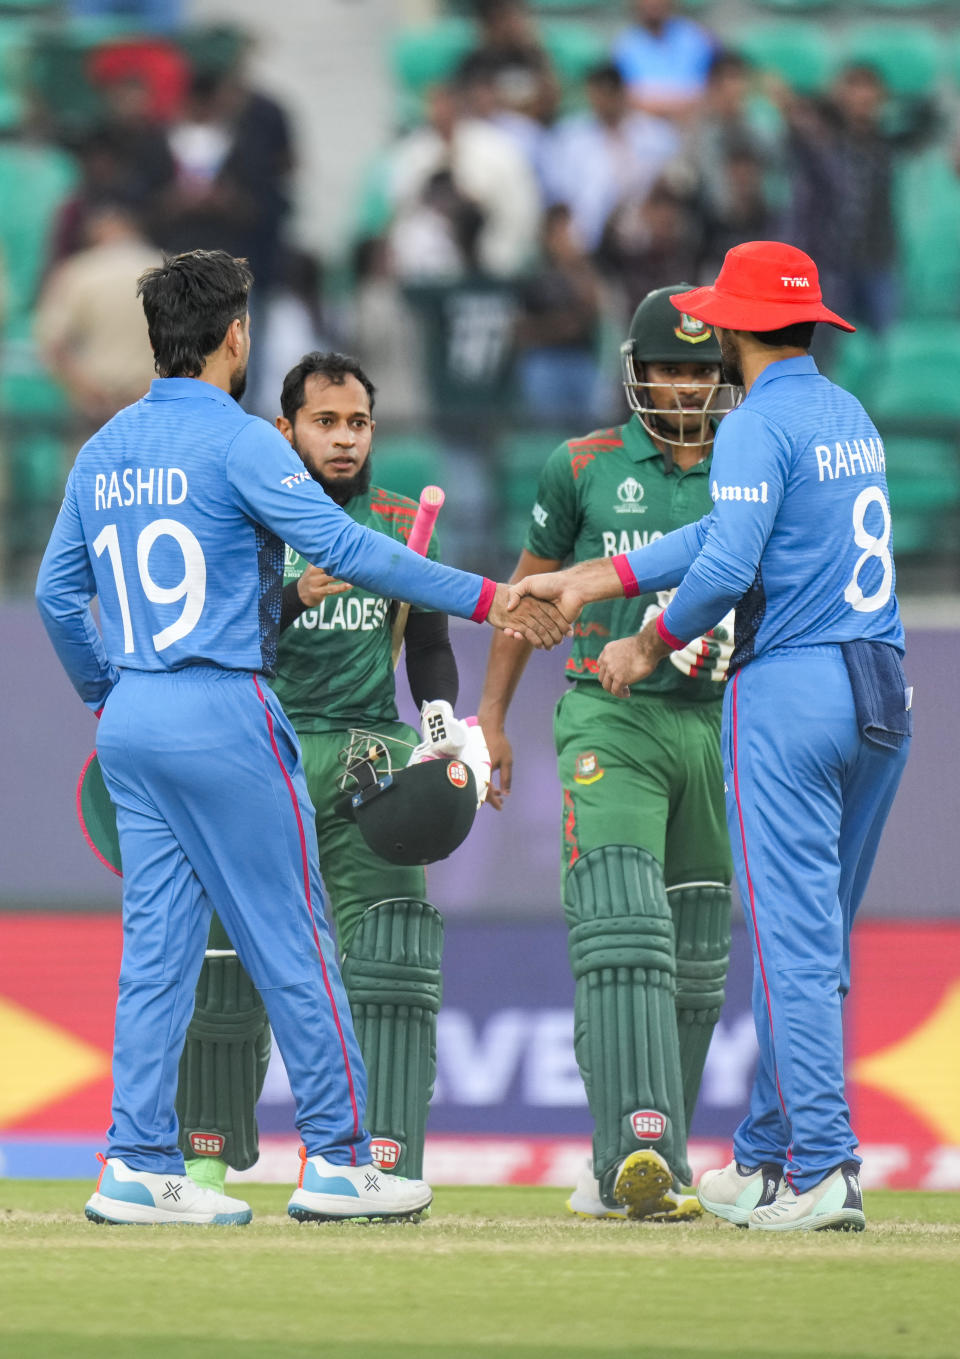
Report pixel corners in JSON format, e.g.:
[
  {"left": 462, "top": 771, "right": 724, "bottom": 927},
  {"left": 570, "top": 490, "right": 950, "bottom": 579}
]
[
  {"left": 138, "top": 250, "right": 252, "bottom": 378},
  {"left": 280, "top": 351, "right": 377, "bottom": 423},
  {"left": 585, "top": 62, "right": 625, "bottom": 94},
  {"left": 749, "top": 321, "right": 816, "bottom": 350}
]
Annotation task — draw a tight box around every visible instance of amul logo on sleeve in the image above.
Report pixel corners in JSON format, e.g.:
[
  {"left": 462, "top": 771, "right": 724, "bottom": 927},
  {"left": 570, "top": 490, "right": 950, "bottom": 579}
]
[
  {"left": 615, "top": 478, "right": 646, "bottom": 514},
  {"left": 630, "top": 1109, "right": 666, "bottom": 1140},
  {"left": 370, "top": 1138, "right": 402, "bottom": 1170}
]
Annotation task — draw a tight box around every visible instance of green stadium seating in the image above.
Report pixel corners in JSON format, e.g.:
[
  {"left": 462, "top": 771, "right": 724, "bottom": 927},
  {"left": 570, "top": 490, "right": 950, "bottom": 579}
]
[
  {"left": 497, "top": 427, "right": 566, "bottom": 556},
  {"left": 735, "top": 22, "right": 837, "bottom": 94},
  {"left": 868, "top": 321, "right": 960, "bottom": 429},
  {"left": 0, "top": 17, "right": 29, "bottom": 130},
  {"left": 895, "top": 150, "right": 960, "bottom": 319},
  {"left": 753, "top": 0, "right": 837, "bottom": 13},
  {"left": 842, "top": 24, "right": 944, "bottom": 96},
  {"left": 827, "top": 327, "right": 881, "bottom": 408},
  {"left": 883, "top": 435, "right": 960, "bottom": 556},
  {"left": 392, "top": 20, "right": 474, "bottom": 94},
  {"left": 0, "top": 142, "right": 78, "bottom": 339},
  {"left": 372, "top": 433, "right": 445, "bottom": 503},
  {"left": 541, "top": 21, "right": 605, "bottom": 85}
]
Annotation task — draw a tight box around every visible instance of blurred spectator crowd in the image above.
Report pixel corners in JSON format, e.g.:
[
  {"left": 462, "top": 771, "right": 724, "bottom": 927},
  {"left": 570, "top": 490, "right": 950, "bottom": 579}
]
[{"left": 1, "top": 0, "right": 959, "bottom": 586}]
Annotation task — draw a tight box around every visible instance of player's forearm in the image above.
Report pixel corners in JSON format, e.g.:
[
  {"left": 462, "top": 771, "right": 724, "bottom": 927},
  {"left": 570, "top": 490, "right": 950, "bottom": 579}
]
[
  {"left": 620, "top": 519, "right": 708, "bottom": 597},
  {"left": 35, "top": 494, "right": 117, "bottom": 710},
  {"left": 404, "top": 611, "right": 459, "bottom": 709},
  {"left": 477, "top": 626, "right": 533, "bottom": 727}
]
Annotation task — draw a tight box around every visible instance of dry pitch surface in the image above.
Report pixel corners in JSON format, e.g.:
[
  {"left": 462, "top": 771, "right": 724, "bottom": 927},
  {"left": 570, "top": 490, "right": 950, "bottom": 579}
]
[{"left": 1, "top": 1183, "right": 958, "bottom": 1358}]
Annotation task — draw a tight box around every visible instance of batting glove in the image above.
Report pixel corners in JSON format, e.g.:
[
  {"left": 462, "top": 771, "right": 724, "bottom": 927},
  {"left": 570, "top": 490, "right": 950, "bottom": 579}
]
[
  {"left": 408, "top": 700, "right": 491, "bottom": 809},
  {"left": 668, "top": 610, "right": 735, "bottom": 683}
]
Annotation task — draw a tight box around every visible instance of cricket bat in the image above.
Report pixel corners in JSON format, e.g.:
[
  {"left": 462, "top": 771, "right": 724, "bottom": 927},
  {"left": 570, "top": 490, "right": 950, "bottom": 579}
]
[{"left": 390, "top": 484, "right": 445, "bottom": 669}]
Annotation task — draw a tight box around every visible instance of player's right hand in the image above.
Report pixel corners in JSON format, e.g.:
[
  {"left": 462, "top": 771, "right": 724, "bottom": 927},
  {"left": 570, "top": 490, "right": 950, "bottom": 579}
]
[
  {"left": 480, "top": 723, "right": 513, "bottom": 811},
  {"left": 297, "top": 566, "right": 352, "bottom": 607},
  {"left": 507, "top": 572, "right": 583, "bottom": 629},
  {"left": 488, "top": 584, "right": 570, "bottom": 649}
]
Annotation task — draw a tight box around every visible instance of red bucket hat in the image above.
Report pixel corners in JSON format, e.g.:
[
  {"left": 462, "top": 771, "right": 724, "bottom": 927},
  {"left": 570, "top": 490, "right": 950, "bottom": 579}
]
[{"left": 670, "top": 241, "right": 855, "bottom": 333}]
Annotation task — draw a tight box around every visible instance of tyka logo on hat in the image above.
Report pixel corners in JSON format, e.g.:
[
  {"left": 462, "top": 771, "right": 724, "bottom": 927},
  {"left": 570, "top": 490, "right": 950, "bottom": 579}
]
[{"left": 669, "top": 241, "right": 855, "bottom": 333}]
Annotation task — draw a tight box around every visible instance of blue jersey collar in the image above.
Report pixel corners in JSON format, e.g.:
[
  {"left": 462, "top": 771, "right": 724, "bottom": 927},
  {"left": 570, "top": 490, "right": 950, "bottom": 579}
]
[
  {"left": 146, "top": 377, "right": 235, "bottom": 406},
  {"left": 747, "top": 355, "right": 819, "bottom": 396}
]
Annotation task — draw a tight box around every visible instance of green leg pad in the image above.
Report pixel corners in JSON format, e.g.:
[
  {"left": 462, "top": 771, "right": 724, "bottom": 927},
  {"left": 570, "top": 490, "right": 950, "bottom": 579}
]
[
  {"left": 565, "top": 846, "right": 691, "bottom": 1200},
  {"left": 341, "top": 899, "right": 443, "bottom": 1179},
  {"left": 176, "top": 913, "right": 271, "bottom": 1173},
  {"left": 669, "top": 882, "right": 732, "bottom": 1140}
]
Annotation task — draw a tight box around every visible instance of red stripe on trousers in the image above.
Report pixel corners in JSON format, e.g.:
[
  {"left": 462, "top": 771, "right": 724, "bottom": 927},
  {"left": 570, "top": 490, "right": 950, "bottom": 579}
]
[
  {"left": 253, "top": 675, "right": 360, "bottom": 1162},
  {"left": 731, "top": 673, "right": 790, "bottom": 1131}
]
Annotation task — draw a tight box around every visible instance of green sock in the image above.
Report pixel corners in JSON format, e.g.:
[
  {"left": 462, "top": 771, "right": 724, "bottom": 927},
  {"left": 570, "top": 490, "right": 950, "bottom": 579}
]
[{"left": 185, "top": 1157, "right": 227, "bottom": 1194}]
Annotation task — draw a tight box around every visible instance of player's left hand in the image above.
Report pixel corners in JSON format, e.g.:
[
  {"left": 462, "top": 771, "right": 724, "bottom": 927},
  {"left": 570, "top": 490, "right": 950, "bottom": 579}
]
[
  {"left": 669, "top": 610, "right": 735, "bottom": 683},
  {"left": 297, "top": 566, "right": 352, "bottom": 607},
  {"left": 598, "top": 618, "right": 671, "bottom": 698}
]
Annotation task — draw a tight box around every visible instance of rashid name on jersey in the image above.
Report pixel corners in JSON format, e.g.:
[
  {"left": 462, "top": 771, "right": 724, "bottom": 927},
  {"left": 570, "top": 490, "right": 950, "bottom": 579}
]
[{"left": 36, "top": 379, "right": 491, "bottom": 709}]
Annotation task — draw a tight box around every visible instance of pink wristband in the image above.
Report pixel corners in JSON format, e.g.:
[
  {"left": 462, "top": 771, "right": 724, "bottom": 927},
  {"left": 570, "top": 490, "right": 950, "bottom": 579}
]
[
  {"left": 611, "top": 554, "right": 640, "bottom": 598},
  {"left": 472, "top": 577, "right": 497, "bottom": 622},
  {"left": 656, "top": 613, "right": 686, "bottom": 651}
]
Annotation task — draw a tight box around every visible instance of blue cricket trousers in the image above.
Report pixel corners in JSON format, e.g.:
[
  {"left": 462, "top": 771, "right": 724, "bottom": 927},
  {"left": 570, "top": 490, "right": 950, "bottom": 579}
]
[
  {"left": 722, "top": 645, "right": 909, "bottom": 1192},
  {"left": 96, "top": 666, "right": 371, "bottom": 1174}
]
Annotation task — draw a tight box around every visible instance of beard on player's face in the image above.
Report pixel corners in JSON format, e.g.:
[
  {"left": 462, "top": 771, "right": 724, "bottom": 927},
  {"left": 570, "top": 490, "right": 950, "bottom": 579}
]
[
  {"left": 294, "top": 439, "right": 373, "bottom": 506},
  {"left": 229, "top": 360, "right": 248, "bottom": 402},
  {"left": 718, "top": 331, "right": 744, "bottom": 388}
]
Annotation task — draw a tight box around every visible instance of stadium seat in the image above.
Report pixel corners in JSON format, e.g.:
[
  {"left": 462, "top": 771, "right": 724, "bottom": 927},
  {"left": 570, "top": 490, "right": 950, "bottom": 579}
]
[
  {"left": 735, "top": 22, "right": 836, "bottom": 94},
  {"left": 895, "top": 150, "right": 960, "bottom": 319},
  {"left": 0, "top": 141, "right": 78, "bottom": 339},
  {"left": 752, "top": 0, "right": 836, "bottom": 13},
  {"left": 842, "top": 24, "right": 944, "bottom": 96},
  {"left": 372, "top": 433, "right": 445, "bottom": 503},
  {"left": 883, "top": 435, "right": 960, "bottom": 556},
  {"left": 0, "top": 17, "right": 29, "bottom": 130},
  {"left": 392, "top": 20, "right": 475, "bottom": 94},
  {"left": 541, "top": 21, "right": 605, "bottom": 85},
  {"left": 868, "top": 322, "right": 960, "bottom": 429},
  {"left": 827, "top": 327, "right": 881, "bottom": 408}
]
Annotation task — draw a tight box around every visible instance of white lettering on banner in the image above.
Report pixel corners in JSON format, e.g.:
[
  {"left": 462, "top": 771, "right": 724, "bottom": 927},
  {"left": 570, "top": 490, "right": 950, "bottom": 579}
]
[
  {"left": 711, "top": 481, "right": 768, "bottom": 504},
  {"left": 815, "top": 438, "right": 885, "bottom": 482},
  {"left": 434, "top": 1010, "right": 533, "bottom": 1105},
  {"left": 601, "top": 529, "right": 664, "bottom": 557},
  {"left": 94, "top": 468, "right": 188, "bottom": 510},
  {"left": 522, "top": 1011, "right": 583, "bottom": 1105},
  {"left": 699, "top": 1013, "right": 759, "bottom": 1107}
]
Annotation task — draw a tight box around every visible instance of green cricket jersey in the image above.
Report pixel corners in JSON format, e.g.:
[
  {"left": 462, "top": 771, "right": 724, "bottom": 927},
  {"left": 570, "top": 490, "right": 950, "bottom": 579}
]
[
  {"left": 272, "top": 485, "right": 438, "bottom": 733},
  {"left": 525, "top": 417, "right": 718, "bottom": 701}
]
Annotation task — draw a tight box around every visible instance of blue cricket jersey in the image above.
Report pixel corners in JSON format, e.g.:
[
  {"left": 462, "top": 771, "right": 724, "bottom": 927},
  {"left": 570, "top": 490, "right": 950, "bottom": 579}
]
[
  {"left": 36, "top": 378, "right": 491, "bottom": 709},
  {"left": 614, "top": 357, "right": 905, "bottom": 666}
]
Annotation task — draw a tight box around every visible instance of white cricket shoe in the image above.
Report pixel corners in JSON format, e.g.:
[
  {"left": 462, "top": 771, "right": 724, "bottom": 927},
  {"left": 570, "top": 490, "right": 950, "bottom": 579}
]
[
  {"left": 567, "top": 1158, "right": 701, "bottom": 1222},
  {"left": 698, "top": 1160, "right": 783, "bottom": 1226},
  {"left": 288, "top": 1151, "right": 432, "bottom": 1223},
  {"left": 85, "top": 1156, "right": 252, "bottom": 1226},
  {"left": 749, "top": 1162, "right": 865, "bottom": 1233},
  {"left": 567, "top": 1159, "right": 629, "bottom": 1219}
]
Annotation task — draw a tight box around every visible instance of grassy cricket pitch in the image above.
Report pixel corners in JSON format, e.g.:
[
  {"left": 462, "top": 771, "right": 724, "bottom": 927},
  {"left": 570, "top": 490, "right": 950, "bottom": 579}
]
[{"left": 1, "top": 1183, "right": 958, "bottom": 1358}]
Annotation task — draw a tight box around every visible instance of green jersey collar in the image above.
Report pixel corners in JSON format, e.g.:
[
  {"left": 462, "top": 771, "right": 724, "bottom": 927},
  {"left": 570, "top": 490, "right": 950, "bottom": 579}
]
[{"left": 621, "top": 415, "right": 712, "bottom": 475}]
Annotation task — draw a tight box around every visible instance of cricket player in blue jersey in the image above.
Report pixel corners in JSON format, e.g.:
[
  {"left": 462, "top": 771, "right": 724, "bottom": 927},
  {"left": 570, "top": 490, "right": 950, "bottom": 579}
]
[
  {"left": 508, "top": 241, "right": 912, "bottom": 1232},
  {"left": 35, "top": 249, "right": 569, "bottom": 1228}
]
